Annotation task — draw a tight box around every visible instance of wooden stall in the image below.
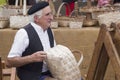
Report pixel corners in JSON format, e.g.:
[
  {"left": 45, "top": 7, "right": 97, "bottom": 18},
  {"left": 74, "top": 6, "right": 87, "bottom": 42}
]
[
  {"left": 86, "top": 23, "right": 120, "bottom": 80},
  {"left": 0, "top": 27, "right": 118, "bottom": 80}
]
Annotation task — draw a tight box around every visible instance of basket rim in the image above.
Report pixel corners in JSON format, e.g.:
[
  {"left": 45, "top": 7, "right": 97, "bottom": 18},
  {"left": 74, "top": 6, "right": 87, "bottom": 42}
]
[{"left": 0, "top": 17, "right": 9, "bottom": 20}]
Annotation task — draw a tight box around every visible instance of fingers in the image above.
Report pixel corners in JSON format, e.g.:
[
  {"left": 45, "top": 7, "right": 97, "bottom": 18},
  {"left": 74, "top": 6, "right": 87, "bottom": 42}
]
[
  {"left": 45, "top": 76, "right": 57, "bottom": 80},
  {"left": 31, "top": 51, "right": 47, "bottom": 62},
  {"left": 37, "top": 51, "right": 47, "bottom": 59}
]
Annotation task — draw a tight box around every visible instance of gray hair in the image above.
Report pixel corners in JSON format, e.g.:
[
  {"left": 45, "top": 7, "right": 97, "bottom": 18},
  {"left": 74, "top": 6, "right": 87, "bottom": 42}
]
[{"left": 29, "top": 10, "right": 43, "bottom": 22}]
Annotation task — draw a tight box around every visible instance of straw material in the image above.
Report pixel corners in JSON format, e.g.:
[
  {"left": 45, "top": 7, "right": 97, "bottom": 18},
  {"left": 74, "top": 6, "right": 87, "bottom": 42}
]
[
  {"left": 9, "top": 0, "right": 30, "bottom": 29},
  {"left": 50, "top": 21, "right": 58, "bottom": 29},
  {"left": 54, "top": 17, "right": 71, "bottom": 27},
  {"left": 113, "top": 3, "right": 120, "bottom": 11},
  {"left": 69, "top": 21, "right": 83, "bottom": 29},
  {"left": 69, "top": 16, "right": 85, "bottom": 29},
  {"left": 98, "top": 12, "right": 120, "bottom": 27},
  {"left": 45, "top": 45, "right": 82, "bottom": 80},
  {"left": 0, "top": 3, "right": 25, "bottom": 29},
  {"left": 55, "top": 2, "right": 72, "bottom": 27},
  {"left": 0, "top": 17, "right": 9, "bottom": 28},
  {"left": 10, "top": 15, "right": 29, "bottom": 29},
  {"left": 92, "top": 9, "right": 114, "bottom": 19},
  {"left": 55, "top": 2, "right": 84, "bottom": 28}
]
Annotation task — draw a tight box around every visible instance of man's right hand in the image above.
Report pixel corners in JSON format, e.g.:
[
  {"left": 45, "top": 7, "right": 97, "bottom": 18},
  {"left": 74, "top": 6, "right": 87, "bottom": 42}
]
[{"left": 30, "top": 51, "right": 47, "bottom": 62}]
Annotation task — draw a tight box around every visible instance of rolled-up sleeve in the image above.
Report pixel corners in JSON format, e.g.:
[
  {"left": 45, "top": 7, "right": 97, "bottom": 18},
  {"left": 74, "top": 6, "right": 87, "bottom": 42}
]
[{"left": 8, "top": 29, "right": 29, "bottom": 57}]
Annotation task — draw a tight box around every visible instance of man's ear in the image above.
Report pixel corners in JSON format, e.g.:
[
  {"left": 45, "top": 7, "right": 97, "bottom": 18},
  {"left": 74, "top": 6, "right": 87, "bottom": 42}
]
[{"left": 34, "top": 15, "right": 39, "bottom": 22}]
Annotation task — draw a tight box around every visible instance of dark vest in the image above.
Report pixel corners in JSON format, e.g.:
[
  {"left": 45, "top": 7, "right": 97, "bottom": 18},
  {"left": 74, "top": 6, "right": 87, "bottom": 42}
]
[
  {"left": 62, "top": 0, "right": 77, "bottom": 3},
  {"left": 17, "top": 24, "right": 54, "bottom": 80},
  {"left": 113, "top": 0, "right": 120, "bottom": 4}
]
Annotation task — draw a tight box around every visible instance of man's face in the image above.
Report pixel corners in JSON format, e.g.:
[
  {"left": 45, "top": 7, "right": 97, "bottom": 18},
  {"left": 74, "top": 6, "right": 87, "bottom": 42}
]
[{"left": 36, "top": 6, "right": 53, "bottom": 30}]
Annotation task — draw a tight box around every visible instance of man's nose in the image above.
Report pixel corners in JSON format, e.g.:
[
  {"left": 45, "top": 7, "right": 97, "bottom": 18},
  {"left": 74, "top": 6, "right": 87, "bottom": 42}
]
[{"left": 50, "top": 14, "right": 53, "bottom": 20}]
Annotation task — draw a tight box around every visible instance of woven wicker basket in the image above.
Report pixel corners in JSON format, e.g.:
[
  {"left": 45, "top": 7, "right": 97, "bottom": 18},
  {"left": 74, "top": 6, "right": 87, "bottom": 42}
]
[
  {"left": 50, "top": 20, "right": 58, "bottom": 29},
  {"left": 55, "top": 2, "right": 85, "bottom": 28},
  {"left": 0, "top": 5, "right": 23, "bottom": 28},
  {"left": 54, "top": 17, "right": 72, "bottom": 27},
  {"left": 1, "top": 5, "right": 23, "bottom": 18},
  {"left": 113, "top": 3, "right": 120, "bottom": 11},
  {"left": 69, "top": 15, "right": 85, "bottom": 29},
  {"left": 98, "top": 12, "right": 120, "bottom": 27},
  {"left": 10, "top": 15, "right": 30, "bottom": 29},
  {"left": 9, "top": 0, "right": 30, "bottom": 29},
  {"left": 55, "top": 2, "right": 73, "bottom": 27},
  {"left": 69, "top": 21, "right": 83, "bottom": 29},
  {"left": 45, "top": 45, "right": 83, "bottom": 80},
  {"left": 92, "top": 7, "right": 115, "bottom": 19},
  {"left": 0, "top": 17, "right": 9, "bottom": 28}
]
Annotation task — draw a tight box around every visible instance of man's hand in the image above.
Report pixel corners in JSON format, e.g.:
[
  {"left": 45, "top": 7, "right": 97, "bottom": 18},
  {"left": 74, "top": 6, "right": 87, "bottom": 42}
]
[
  {"left": 30, "top": 51, "right": 47, "bottom": 62},
  {"left": 45, "top": 76, "right": 58, "bottom": 80}
]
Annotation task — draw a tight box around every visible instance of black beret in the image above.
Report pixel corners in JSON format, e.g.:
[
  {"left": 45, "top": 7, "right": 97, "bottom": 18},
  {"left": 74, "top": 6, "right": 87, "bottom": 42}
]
[
  {"left": 27, "top": 1, "right": 49, "bottom": 15},
  {"left": 62, "top": 0, "right": 77, "bottom": 3}
]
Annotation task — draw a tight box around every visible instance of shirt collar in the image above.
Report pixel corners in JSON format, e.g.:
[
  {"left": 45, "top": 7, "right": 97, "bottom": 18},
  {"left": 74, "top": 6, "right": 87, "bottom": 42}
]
[{"left": 30, "top": 22, "right": 46, "bottom": 33}]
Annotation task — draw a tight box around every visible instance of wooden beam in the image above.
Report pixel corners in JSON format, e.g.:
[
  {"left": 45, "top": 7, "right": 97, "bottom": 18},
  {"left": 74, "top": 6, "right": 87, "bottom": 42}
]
[
  {"left": 86, "top": 24, "right": 107, "bottom": 80},
  {"left": 86, "top": 23, "right": 120, "bottom": 80},
  {"left": 0, "top": 56, "right": 2, "bottom": 80}
]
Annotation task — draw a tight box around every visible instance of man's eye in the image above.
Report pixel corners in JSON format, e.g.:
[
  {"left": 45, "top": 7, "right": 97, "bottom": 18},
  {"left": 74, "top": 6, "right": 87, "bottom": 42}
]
[
  {"left": 45, "top": 12, "right": 52, "bottom": 16},
  {"left": 46, "top": 13, "right": 50, "bottom": 16}
]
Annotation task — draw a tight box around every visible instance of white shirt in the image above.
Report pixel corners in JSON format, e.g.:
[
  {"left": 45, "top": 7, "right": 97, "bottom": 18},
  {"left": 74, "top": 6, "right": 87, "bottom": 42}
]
[{"left": 8, "top": 22, "right": 56, "bottom": 72}]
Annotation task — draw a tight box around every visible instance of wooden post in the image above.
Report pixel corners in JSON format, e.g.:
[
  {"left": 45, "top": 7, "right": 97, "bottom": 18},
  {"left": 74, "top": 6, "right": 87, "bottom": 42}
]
[
  {"left": 48, "top": 0, "right": 56, "bottom": 16},
  {"left": 0, "top": 56, "right": 2, "bottom": 80},
  {"left": 87, "top": 0, "right": 91, "bottom": 8},
  {"left": 20, "top": 0, "right": 23, "bottom": 7},
  {"left": 86, "top": 23, "right": 120, "bottom": 80}
]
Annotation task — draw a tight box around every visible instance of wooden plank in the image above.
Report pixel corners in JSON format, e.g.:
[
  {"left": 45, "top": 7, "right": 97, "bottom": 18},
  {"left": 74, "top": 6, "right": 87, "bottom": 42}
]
[
  {"left": 0, "top": 56, "right": 16, "bottom": 80},
  {"left": 10, "top": 68, "right": 16, "bottom": 80},
  {"left": 94, "top": 45, "right": 109, "bottom": 80},
  {"left": 104, "top": 27, "right": 120, "bottom": 79},
  {"left": 86, "top": 24, "right": 107, "bottom": 80},
  {"left": 111, "top": 23, "right": 120, "bottom": 57},
  {"left": 0, "top": 56, "right": 2, "bottom": 80},
  {"left": 2, "top": 67, "right": 16, "bottom": 80},
  {"left": 3, "top": 69, "right": 12, "bottom": 76},
  {"left": 87, "top": 23, "right": 120, "bottom": 80}
]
